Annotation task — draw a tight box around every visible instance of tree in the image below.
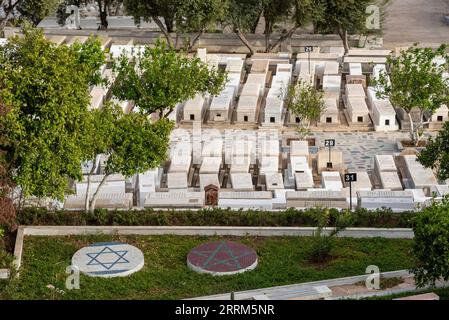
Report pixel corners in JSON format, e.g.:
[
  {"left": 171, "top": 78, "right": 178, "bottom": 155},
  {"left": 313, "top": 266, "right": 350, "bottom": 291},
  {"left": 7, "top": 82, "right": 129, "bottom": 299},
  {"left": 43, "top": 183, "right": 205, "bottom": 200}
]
[
  {"left": 411, "top": 198, "right": 449, "bottom": 288},
  {"left": 111, "top": 39, "right": 227, "bottom": 118},
  {"left": 124, "top": 0, "right": 176, "bottom": 46},
  {"left": 0, "top": 0, "right": 22, "bottom": 28},
  {"left": 0, "top": 27, "right": 106, "bottom": 201},
  {"left": 124, "top": 0, "right": 225, "bottom": 50},
  {"left": 97, "top": 0, "right": 123, "bottom": 30},
  {"left": 314, "top": 0, "right": 375, "bottom": 54},
  {"left": 225, "top": 0, "right": 263, "bottom": 56},
  {"left": 285, "top": 80, "right": 326, "bottom": 138},
  {"left": 83, "top": 105, "right": 174, "bottom": 213},
  {"left": 175, "top": 0, "right": 227, "bottom": 51},
  {"left": 375, "top": 44, "right": 449, "bottom": 146},
  {"left": 417, "top": 121, "right": 449, "bottom": 181},
  {"left": 17, "top": 0, "right": 62, "bottom": 26}
]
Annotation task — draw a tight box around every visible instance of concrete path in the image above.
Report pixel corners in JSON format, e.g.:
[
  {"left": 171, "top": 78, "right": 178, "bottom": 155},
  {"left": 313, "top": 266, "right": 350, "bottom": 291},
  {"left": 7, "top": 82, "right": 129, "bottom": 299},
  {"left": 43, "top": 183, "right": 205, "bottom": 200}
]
[{"left": 383, "top": 0, "right": 449, "bottom": 47}]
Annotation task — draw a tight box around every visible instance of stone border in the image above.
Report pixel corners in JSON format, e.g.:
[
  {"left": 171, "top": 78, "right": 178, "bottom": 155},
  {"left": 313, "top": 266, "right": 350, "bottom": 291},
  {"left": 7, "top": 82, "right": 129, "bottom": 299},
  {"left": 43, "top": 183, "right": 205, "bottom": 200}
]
[
  {"left": 188, "top": 269, "right": 412, "bottom": 300},
  {"left": 8, "top": 225, "right": 414, "bottom": 279}
]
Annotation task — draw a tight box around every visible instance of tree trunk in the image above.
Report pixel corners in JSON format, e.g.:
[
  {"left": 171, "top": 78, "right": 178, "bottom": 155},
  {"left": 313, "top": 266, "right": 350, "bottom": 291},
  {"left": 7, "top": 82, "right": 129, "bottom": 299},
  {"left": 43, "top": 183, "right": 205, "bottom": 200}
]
[
  {"left": 164, "top": 16, "right": 174, "bottom": 33},
  {"left": 98, "top": 0, "right": 108, "bottom": 30},
  {"left": 235, "top": 29, "right": 255, "bottom": 56},
  {"left": 337, "top": 26, "right": 350, "bottom": 55},
  {"left": 188, "top": 29, "right": 204, "bottom": 52},
  {"left": 407, "top": 111, "right": 417, "bottom": 145},
  {"left": 84, "top": 160, "right": 97, "bottom": 212},
  {"left": 153, "top": 16, "right": 173, "bottom": 47},
  {"left": 0, "top": 0, "right": 22, "bottom": 29},
  {"left": 264, "top": 20, "right": 271, "bottom": 53},
  {"left": 88, "top": 173, "right": 110, "bottom": 213},
  {"left": 268, "top": 26, "right": 298, "bottom": 52}
]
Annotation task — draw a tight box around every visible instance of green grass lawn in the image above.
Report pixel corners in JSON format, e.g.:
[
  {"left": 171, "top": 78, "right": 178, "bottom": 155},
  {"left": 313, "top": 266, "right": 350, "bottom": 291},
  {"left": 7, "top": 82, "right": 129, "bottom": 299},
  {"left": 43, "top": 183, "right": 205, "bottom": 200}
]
[{"left": 1, "top": 235, "right": 414, "bottom": 300}]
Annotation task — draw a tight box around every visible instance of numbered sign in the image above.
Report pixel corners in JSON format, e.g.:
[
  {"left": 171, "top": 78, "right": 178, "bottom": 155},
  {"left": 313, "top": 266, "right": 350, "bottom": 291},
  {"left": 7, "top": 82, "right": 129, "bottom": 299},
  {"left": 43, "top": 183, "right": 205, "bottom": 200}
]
[
  {"left": 304, "top": 46, "right": 314, "bottom": 53},
  {"left": 324, "top": 139, "right": 336, "bottom": 147},
  {"left": 344, "top": 173, "right": 358, "bottom": 183}
]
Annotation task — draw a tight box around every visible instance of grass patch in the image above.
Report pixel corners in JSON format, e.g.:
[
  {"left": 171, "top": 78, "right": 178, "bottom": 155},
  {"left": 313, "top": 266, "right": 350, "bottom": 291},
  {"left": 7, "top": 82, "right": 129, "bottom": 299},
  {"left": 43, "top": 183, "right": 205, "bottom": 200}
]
[{"left": 1, "top": 235, "right": 414, "bottom": 300}]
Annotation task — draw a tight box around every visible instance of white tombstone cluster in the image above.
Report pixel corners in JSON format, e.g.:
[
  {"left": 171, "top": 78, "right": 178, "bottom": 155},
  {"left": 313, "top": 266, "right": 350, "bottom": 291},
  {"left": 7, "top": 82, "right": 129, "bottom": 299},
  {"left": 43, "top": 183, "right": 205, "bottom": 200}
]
[{"left": 26, "top": 39, "right": 447, "bottom": 212}]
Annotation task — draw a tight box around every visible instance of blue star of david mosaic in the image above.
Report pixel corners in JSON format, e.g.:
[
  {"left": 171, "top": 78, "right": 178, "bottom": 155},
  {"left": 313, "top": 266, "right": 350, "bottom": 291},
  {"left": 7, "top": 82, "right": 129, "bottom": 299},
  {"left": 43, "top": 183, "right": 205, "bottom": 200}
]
[
  {"left": 192, "top": 241, "right": 253, "bottom": 269},
  {"left": 86, "top": 246, "right": 130, "bottom": 270}
]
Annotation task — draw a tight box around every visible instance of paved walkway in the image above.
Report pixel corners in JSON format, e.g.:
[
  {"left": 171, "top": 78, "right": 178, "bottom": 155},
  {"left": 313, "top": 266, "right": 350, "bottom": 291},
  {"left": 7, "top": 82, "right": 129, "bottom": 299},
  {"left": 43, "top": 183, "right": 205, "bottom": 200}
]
[
  {"left": 383, "top": 0, "right": 449, "bottom": 47},
  {"left": 312, "top": 132, "right": 409, "bottom": 171}
]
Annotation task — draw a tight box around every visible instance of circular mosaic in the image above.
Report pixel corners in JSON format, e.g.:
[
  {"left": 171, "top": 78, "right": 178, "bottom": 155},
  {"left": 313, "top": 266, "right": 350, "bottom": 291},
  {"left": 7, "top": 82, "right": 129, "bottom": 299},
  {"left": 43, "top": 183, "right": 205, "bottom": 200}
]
[
  {"left": 72, "top": 242, "right": 144, "bottom": 278},
  {"left": 187, "top": 240, "right": 258, "bottom": 276}
]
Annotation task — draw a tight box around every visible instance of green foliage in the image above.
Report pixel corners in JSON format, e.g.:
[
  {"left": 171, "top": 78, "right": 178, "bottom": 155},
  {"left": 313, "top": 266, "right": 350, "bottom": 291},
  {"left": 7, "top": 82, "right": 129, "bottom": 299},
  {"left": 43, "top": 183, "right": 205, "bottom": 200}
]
[
  {"left": 314, "top": 0, "right": 378, "bottom": 52},
  {"left": 417, "top": 121, "right": 449, "bottom": 181},
  {"left": 285, "top": 80, "right": 325, "bottom": 137},
  {"left": 104, "top": 114, "right": 174, "bottom": 177},
  {"left": 18, "top": 0, "right": 63, "bottom": 25},
  {"left": 175, "top": 0, "right": 227, "bottom": 34},
  {"left": 226, "top": 0, "right": 263, "bottom": 33},
  {"left": 0, "top": 27, "right": 106, "bottom": 200},
  {"left": 375, "top": 44, "right": 449, "bottom": 144},
  {"left": 411, "top": 198, "right": 449, "bottom": 288},
  {"left": 16, "top": 206, "right": 412, "bottom": 228},
  {"left": 112, "top": 39, "right": 227, "bottom": 117},
  {"left": 306, "top": 209, "right": 353, "bottom": 263},
  {"left": 124, "top": 0, "right": 178, "bottom": 32}
]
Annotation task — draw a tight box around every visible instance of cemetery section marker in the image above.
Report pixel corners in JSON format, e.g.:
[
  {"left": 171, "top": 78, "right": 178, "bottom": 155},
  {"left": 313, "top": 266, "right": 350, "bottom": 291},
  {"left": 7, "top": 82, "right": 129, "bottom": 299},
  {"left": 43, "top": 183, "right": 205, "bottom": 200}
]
[
  {"left": 72, "top": 242, "right": 144, "bottom": 278},
  {"left": 187, "top": 241, "right": 258, "bottom": 276}
]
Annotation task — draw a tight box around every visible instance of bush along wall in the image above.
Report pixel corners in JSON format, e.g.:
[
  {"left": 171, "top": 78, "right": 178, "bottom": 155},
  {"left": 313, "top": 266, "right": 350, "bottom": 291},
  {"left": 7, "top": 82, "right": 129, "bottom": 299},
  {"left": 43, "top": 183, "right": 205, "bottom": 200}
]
[{"left": 15, "top": 207, "right": 417, "bottom": 229}]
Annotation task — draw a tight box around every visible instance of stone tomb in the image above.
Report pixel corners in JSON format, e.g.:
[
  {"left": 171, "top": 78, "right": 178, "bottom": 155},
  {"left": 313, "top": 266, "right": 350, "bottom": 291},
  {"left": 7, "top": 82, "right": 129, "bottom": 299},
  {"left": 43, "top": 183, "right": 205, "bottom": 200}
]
[
  {"left": 230, "top": 173, "right": 254, "bottom": 191},
  {"left": 403, "top": 155, "right": 438, "bottom": 190},
  {"left": 241, "top": 83, "right": 263, "bottom": 98},
  {"left": 264, "top": 173, "right": 285, "bottom": 191},
  {"left": 259, "top": 156, "right": 279, "bottom": 175},
  {"left": 183, "top": 95, "right": 207, "bottom": 122},
  {"left": 64, "top": 193, "right": 133, "bottom": 211},
  {"left": 294, "top": 170, "right": 314, "bottom": 191},
  {"left": 263, "top": 97, "right": 284, "bottom": 126},
  {"left": 167, "top": 172, "right": 188, "bottom": 189},
  {"left": 427, "top": 105, "right": 449, "bottom": 130},
  {"left": 199, "top": 174, "right": 220, "bottom": 190},
  {"left": 246, "top": 73, "right": 267, "bottom": 88},
  {"left": 229, "top": 156, "right": 251, "bottom": 174},
  {"left": 187, "top": 241, "right": 258, "bottom": 276},
  {"left": 72, "top": 242, "right": 144, "bottom": 278},
  {"left": 286, "top": 190, "right": 349, "bottom": 209},
  {"left": 251, "top": 60, "right": 270, "bottom": 74},
  {"left": 290, "top": 140, "right": 309, "bottom": 157},
  {"left": 144, "top": 190, "right": 205, "bottom": 208},
  {"left": 321, "top": 171, "right": 343, "bottom": 191},
  {"left": 199, "top": 157, "right": 222, "bottom": 174},
  {"left": 218, "top": 191, "right": 274, "bottom": 210},
  {"left": 209, "top": 89, "right": 233, "bottom": 122},
  {"left": 236, "top": 96, "right": 259, "bottom": 124},
  {"left": 346, "top": 97, "right": 370, "bottom": 124},
  {"left": 357, "top": 190, "right": 415, "bottom": 212},
  {"left": 320, "top": 97, "right": 340, "bottom": 125}
]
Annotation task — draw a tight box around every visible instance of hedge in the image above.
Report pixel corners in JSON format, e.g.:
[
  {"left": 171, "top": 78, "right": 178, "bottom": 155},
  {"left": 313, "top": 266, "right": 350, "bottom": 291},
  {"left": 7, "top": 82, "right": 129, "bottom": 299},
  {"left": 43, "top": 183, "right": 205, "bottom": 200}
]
[{"left": 15, "top": 207, "right": 417, "bottom": 228}]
